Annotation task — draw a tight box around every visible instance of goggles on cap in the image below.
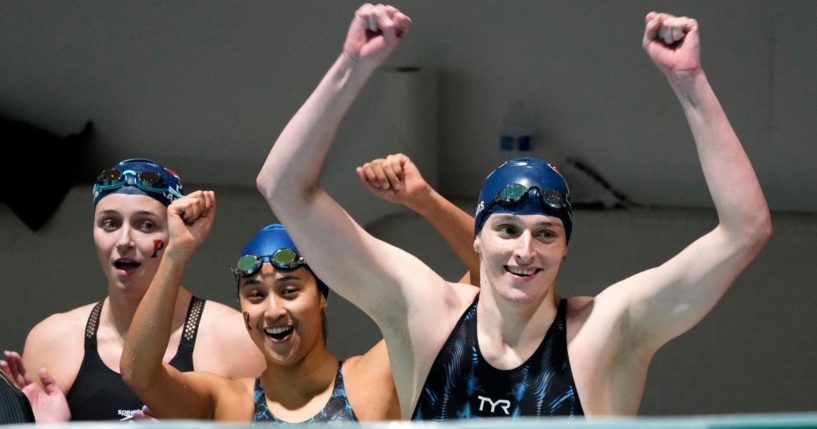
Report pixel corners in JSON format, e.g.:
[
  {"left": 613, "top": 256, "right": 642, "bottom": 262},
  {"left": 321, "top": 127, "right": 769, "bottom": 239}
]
[
  {"left": 94, "top": 168, "right": 183, "bottom": 200},
  {"left": 487, "top": 183, "right": 569, "bottom": 212},
  {"left": 231, "top": 248, "right": 305, "bottom": 278}
]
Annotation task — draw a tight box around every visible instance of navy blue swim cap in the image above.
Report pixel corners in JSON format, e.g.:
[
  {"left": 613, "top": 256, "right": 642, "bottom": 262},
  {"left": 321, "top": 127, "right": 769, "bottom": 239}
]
[
  {"left": 93, "top": 158, "right": 183, "bottom": 208},
  {"left": 474, "top": 157, "right": 573, "bottom": 242},
  {"left": 239, "top": 224, "right": 329, "bottom": 297}
]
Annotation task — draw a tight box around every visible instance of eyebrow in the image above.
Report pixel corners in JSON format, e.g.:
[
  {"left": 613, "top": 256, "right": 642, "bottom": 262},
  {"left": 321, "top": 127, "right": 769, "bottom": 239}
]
[
  {"left": 275, "top": 273, "right": 303, "bottom": 283},
  {"left": 239, "top": 273, "right": 303, "bottom": 288},
  {"left": 95, "top": 210, "right": 161, "bottom": 218},
  {"left": 493, "top": 214, "right": 564, "bottom": 227}
]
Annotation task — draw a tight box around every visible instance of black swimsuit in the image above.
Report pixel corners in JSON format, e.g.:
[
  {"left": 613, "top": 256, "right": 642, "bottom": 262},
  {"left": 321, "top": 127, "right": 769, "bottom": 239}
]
[
  {"left": 412, "top": 296, "right": 583, "bottom": 420},
  {"left": 65, "top": 296, "right": 205, "bottom": 421}
]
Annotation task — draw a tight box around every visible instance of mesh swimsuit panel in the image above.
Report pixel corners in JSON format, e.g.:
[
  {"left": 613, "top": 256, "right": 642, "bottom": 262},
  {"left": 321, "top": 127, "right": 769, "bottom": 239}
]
[
  {"left": 252, "top": 361, "right": 357, "bottom": 423},
  {"left": 412, "top": 296, "right": 583, "bottom": 420},
  {"left": 66, "top": 296, "right": 205, "bottom": 421}
]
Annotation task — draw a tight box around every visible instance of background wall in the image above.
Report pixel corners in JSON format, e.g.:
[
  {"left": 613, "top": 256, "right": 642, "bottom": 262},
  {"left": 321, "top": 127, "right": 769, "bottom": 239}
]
[
  {"left": 0, "top": 0, "right": 815, "bottom": 211},
  {"left": 1, "top": 0, "right": 816, "bottom": 417}
]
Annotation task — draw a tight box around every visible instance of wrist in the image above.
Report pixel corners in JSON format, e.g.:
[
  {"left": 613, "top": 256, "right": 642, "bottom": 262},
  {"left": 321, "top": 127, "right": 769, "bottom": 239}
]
[
  {"left": 163, "top": 244, "right": 194, "bottom": 264},
  {"left": 405, "top": 184, "right": 437, "bottom": 216}
]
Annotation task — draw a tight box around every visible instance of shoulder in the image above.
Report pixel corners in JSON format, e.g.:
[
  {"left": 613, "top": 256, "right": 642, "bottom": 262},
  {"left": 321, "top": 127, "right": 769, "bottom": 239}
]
[
  {"left": 342, "top": 342, "right": 400, "bottom": 421},
  {"left": 23, "top": 303, "right": 98, "bottom": 391},
  {"left": 192, "top": 299, "right": 265, "bottom": 379},
  {"left": 25, "top": 303, "right": 96, "bottom": 350}
]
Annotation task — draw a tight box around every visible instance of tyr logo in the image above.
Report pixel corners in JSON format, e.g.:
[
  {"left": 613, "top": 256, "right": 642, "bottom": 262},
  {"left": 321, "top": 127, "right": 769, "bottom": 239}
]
[{"left": 477, "top": 395, "right": 511, "bottom": 415}]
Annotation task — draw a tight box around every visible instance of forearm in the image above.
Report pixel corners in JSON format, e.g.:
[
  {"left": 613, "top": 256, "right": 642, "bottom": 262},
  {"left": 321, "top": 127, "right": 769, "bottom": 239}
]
[
  {"left": 669, "top": 71, "right": 771, "bottom": 244},
  {"left": 120, "top": 248, "right": 189, "bottom": 391},
  {"left": 257, "top": 52, "right": 377, "bottom": 207},
  {"left": 409, "top": 187, "right": 479, "bottom": 284}
]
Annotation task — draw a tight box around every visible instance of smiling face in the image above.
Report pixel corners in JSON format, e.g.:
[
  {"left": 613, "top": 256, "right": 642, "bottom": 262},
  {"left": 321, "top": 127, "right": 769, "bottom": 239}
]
[
  {"left": 238, "top": 264, "right": 327, "bottom": 367},
  {"left": 93, "top": 193, "right": 169, "bottom": 299},
  {"left": 474, "top": 212, "right": 568, "bottom": 305}
]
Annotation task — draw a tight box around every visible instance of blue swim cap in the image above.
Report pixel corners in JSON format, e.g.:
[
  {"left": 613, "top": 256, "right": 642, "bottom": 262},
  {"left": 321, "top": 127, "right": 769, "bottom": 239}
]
[
  {"left": 92, "top": 158, "right": 184, "bottom": 208},
  {"left": 474, "top": 157, "right": 573, "bottom": 242},
  {"left": 238, "top": 224, "right": 329, "bottom": 297}
]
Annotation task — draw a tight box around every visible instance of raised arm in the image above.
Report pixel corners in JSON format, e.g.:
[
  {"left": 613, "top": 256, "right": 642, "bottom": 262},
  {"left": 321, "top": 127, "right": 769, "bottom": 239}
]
[
  {"left": 256, "top": 5, "right": 458, "bottom": 322},
  {"left": 356, "top": 153, "right": 480, "bottom": 285},
  {"left": 600, "top": 13, "right": 772, "bottom": 353},
  {"left": 257, "top": 6, "right": 476, "bottom": 416},
  {"left": 120, "top": 191, "right": 221, "bottom": 419}
]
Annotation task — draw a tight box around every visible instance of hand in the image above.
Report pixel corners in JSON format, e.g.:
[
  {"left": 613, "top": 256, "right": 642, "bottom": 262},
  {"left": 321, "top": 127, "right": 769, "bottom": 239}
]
[
  {"left": 166, "top": 190, "right": 216, "bottom": 255},
  {"left": 2, "top": 350, "right": 31, "bottom": 390},
  {"left": 342, "top": 3, "right": 412, "bottom": 67},
  {"left": 356, "top": 153, "right": 430, "bottom": 211},
  {"left": 132, "top": 405, "right": 159, "bottom": 421},
  {"left": 642, "top": 12, "right": 701, "bottom": 76},
  {"left": 2, "top": 351, "right": 70, "bottom": 422}
]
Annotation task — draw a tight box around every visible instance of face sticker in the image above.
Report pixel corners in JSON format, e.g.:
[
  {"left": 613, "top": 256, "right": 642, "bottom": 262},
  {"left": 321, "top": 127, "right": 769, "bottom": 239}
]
[
  {"left": 243, "top": 311, "right": 252, "bottom": 331},
  {"left": 151, "top": 240, "right": 165, "bottom": 258}
]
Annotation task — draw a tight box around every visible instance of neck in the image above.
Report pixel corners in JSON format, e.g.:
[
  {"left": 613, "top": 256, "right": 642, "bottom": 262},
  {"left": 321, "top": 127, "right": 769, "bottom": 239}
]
[
  {"left": 260, "top": 342, "right": 337, "bottom": 405},
  {"left": 476, "top": 285, "right": 559, "bottom": 369}
]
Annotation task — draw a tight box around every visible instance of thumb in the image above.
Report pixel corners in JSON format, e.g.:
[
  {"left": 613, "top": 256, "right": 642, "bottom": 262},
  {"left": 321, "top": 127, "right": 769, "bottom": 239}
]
[{"left": 39, "top": 368, "right": 59, "bottom": 394}]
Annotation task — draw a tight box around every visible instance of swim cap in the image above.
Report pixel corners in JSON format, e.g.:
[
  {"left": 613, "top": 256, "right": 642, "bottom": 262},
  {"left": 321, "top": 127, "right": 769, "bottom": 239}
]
[
  {"left": 474, "top": 157, "right": 573, "bottom": 242},
  {"left": 238, "top": 224, "right": 329, "bottom": 297},
  {"left": 92, "top": 158, "right": 183, "bottom": 208}
]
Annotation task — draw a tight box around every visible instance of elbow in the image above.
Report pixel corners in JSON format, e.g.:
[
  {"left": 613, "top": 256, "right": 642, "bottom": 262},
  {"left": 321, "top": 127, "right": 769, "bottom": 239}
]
[
  {"left": 755, "top": 212, "right": 773, "bottom": 248},
  {"left": 741, "top": 209, "right": 773, "bottom": 255},
  {"left": 256, "top": 172, "right": 273, "bottom": 202},
  {"left": 256, "top": 167, "right": 287, "bottom": 207}
]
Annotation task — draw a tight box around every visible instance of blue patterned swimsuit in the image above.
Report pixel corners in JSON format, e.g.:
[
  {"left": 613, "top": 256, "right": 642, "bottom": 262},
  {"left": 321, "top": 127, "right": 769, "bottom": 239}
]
[
  {"left": 252, "top": 361, "right": 357, "bottom": 423},
  {"left": 412, "top": 296, "right": 584, "bottom": 420}
]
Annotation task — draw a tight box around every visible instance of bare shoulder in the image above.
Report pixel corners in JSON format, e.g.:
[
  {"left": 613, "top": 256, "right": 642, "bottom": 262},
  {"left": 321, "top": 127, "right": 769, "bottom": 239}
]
[
  {"left": 25, "top": 303, "right": 96, "bottom": 355},
  {"left": 24, "top": 303, "right": 98, "bottom": 391},
  {"left": 342, "top": 342, "right": 400, "bottom": 421},
  {"left": 193, "top": 299, "right": 265, "bottom": 379}
]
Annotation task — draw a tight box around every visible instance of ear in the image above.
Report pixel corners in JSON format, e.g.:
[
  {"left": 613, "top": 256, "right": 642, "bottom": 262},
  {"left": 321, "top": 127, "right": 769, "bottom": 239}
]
[
  {"left": 473, "top": 237, "right": 481, "bottom": 254},
  {"left": 320, "top": 294, "right": 328, "bottom": 310}
]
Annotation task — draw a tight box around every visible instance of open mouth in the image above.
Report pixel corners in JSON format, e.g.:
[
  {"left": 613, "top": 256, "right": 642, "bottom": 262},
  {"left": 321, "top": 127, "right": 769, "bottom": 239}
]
[
  {"left": 264, "top": 325, "right": 294, "bottom": 341},
  {"left": 114, "top": 259, "right": 141, "bottom": 271},
  {"left": 504, "top": 266, "right": 541, "bottom": 277}
]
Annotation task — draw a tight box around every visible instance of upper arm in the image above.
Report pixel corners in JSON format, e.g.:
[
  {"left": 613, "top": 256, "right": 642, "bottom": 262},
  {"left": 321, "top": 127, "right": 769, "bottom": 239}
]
[
  {"left": 23, "top": 312, "right": 85, "bottom": 393},
  {"left": 131, "top": 363, "right": 222, "bottom": 420},
  {"left": 599, "top": 224, "right": 769, "bottom": 354},
  {"left": 194, "top": 304, "right": 265, "bottom": 379},
  {"left": 343, "top": 340, "right": 399, "bottom": 420},
  {"left": 266, "top": 187, "right": 448, "bottom": 329}
]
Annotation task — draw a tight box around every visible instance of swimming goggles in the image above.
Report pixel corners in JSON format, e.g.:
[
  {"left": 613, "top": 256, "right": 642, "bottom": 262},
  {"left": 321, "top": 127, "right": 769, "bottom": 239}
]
[
  {"left": 94, "top": 168, "right": 183, "bottom": 199},
  {"left": 488, "top": 183, "right": 569, "bottom": 212},
  {"left": 231, "top": 248, "right": 305, "bottom": 277}
]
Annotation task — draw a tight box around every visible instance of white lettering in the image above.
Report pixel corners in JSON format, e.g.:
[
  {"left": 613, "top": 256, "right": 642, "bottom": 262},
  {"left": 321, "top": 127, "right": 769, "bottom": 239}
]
[{"left": 477, "top": 395, "right": 511, "bottom": 415}]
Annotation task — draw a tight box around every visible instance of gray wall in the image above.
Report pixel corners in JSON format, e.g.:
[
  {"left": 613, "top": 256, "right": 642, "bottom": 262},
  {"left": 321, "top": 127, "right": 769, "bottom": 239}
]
[
  {"left": 1, "top": 0, "right": 815, "bottom": 211},
  {"left": 1, "top": 0, "right": 816, "bottom": 417}
]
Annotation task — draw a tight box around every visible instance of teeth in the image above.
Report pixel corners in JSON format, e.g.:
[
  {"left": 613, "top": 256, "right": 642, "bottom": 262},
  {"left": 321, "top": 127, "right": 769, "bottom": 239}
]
[
  {"left": 265, "top": 326, "right": 293, "bottom": 335},
  {"left": 507, "top": 266, "right": 537, "bottom": 276}
]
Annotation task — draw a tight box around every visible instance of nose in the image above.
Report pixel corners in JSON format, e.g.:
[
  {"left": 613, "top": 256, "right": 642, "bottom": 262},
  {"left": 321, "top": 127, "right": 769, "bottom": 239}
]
[
  {"left": 513, "top": 230, "right": 536, "bottom": 265},
  {"left": 115, "top": 225, "right": 135, "bottom": 251},
  {"left": 264, "top": 296, "right": 288, "bottom": 322}
]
